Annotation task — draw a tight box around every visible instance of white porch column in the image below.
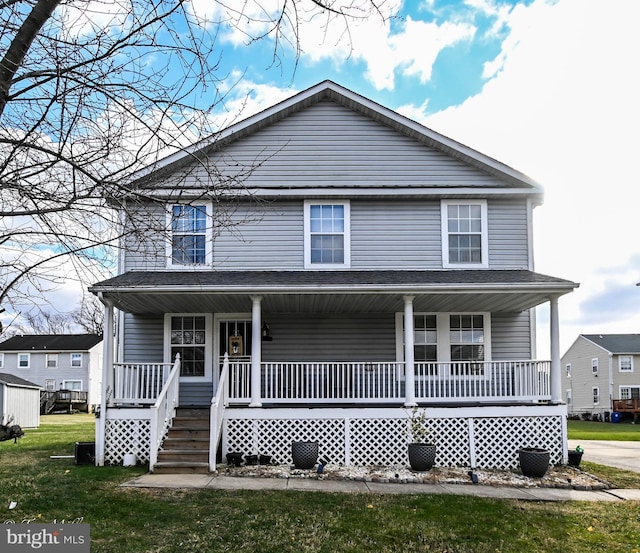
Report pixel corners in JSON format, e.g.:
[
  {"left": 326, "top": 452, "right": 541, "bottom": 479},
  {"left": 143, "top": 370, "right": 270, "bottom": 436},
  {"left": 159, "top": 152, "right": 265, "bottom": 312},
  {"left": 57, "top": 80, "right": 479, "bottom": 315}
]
[
  {"left": 250, "top": 296, "right": 263, "bottom": 407},
  {"left": 96, "top": 294, "right": 114, "bottom": 466},
  {"left": 403, "top": 296, "right": 417, "bottom": 407},
  {"left": 549, "top": 295, "right": 562, "bottom": 404}
]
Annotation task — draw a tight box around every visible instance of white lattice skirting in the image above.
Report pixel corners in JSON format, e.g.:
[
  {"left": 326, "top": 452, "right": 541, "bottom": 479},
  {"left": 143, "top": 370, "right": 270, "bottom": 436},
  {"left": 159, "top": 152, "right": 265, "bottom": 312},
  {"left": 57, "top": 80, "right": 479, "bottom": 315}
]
[
  {"left": 223, "top": 405, "right": 567, "bottom": 470},
  {"left": 104, "top": 417, "right": 151, "bottom": 465}
]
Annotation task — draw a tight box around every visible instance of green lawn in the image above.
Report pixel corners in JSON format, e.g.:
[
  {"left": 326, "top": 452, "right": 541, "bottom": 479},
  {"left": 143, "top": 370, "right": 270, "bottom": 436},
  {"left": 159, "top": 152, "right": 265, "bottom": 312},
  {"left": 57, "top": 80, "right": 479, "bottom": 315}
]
[
  {"left": 1, "top": 415, "right": 640, "bottom": 552},
  {"left": 568, "top": 419, "right": 640, "bottom": 441}
]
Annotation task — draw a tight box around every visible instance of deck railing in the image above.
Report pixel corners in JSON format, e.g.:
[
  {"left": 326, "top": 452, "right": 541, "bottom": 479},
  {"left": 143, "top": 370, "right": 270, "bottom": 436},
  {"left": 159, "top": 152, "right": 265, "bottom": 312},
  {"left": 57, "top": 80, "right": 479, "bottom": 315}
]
[
  {"left": 209, "top": 354, "right": 230, "bottom": 471},
  {"left": 226, "top": 360, "right": 551, "bottom": 404},
  {"left": 149, "top": 355, "right": 181, "bottom": 471},
  {"left": 112, "top": 361, "right": 174, "bottom": 404}
]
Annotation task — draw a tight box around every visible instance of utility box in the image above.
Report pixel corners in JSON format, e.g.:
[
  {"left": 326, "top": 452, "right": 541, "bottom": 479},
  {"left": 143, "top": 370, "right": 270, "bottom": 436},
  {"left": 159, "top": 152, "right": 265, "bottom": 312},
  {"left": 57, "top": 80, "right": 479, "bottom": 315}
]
[{"left": 75, "top": 442, "right": 95, "bottom": 465}]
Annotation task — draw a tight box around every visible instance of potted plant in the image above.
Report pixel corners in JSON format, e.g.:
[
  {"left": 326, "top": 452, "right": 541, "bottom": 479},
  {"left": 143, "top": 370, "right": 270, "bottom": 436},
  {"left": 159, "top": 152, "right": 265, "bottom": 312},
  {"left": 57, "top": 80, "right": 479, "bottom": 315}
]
[
  {"left": 406, "top": 406, "right": 436, "bottom": 471},
  {"left": 567, "top": 445, "right": 583, "bottom": 467},
  {"left": 518, "top": 447, "right": 550, "bottom": 477}
]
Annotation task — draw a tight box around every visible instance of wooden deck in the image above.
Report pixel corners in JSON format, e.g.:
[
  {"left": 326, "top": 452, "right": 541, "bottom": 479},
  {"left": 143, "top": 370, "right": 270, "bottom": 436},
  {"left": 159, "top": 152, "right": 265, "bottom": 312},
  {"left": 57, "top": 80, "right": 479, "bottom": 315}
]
[
  {"left": 613, "top": 398, "right": 640, "bottom": 421},
  {"left": 41, "top": 390, "right": 88, "bottom": 414}
]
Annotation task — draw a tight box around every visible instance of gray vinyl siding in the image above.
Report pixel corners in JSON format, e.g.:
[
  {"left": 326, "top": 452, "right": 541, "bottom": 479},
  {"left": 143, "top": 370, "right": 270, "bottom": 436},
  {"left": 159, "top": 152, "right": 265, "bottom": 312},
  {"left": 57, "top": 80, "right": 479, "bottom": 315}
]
[
  {"left": 261, "top": 313, "right": 397, "bottom": 362},
  {"left": 561, "top": 337, "right": 610, "bottom": 414},
  {"left": 490, "top": 312, "right": 532, "bottom": 360},
  {"left": 164, "top": 100, "right": 509, "bottom": 190},
  {"left": 122, "top": 314, "right": 164, "bottom": 363},
  {"left": 124, "top": 198, "right": 530, "bottom": 271}
]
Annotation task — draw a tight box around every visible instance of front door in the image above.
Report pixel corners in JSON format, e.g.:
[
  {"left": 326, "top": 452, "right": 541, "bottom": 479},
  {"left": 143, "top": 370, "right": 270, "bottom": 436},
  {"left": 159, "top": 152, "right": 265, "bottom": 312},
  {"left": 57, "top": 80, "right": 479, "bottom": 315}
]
[{"left": 218, "top": 318, "right": 253, "bottom": 401}]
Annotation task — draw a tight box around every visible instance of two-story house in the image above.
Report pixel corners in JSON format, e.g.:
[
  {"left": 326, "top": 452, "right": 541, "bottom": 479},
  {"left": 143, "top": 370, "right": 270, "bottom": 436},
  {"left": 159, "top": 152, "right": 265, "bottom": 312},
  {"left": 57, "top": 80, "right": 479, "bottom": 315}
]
[
  {"left": 0, "top": 334, "right": 103, "bottom": 413},
  {"left": 562, "top": 334, "right": 640, "bottom": 420},
  {"left": 89, "top": 81, "right": 578, "bottom": 472}
]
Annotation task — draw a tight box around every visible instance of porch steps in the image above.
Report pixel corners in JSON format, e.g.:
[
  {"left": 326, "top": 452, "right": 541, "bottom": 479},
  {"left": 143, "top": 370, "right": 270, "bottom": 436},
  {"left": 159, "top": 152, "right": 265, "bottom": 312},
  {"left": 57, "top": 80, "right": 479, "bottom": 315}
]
[{"left": 153, "top": 408, "right": 211, "bottom": 474}]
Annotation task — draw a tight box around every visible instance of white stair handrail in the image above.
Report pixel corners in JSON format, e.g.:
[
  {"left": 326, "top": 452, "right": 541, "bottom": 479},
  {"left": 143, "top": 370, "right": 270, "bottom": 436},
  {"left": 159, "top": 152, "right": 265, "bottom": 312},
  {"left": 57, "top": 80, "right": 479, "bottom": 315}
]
[{"left": 209, "top": 353, "right": 230, "bottom": 472}]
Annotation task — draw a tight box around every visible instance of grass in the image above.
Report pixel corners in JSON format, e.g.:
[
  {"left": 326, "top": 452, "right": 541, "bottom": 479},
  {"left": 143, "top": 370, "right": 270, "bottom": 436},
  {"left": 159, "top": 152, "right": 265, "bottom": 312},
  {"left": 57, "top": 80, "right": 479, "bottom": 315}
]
[
  {"left": 1, "top": 415, "right": 640, "bottom": 552},
  {"left": 568, "top": 419, "right": 640, "bottom": 441}
]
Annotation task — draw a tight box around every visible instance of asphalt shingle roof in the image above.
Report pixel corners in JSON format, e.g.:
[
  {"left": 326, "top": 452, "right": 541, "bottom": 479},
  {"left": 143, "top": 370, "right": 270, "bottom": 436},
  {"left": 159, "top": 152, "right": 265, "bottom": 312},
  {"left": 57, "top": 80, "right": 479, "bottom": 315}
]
[
  {"left": 582, "top": 334, "right": 640, "bottom": 354},
  {"left": 0, "top": 373, "right": 41, "bottom": 388},
  {"left": 0, "top": 334, "right": 102, "bottom": 352}
]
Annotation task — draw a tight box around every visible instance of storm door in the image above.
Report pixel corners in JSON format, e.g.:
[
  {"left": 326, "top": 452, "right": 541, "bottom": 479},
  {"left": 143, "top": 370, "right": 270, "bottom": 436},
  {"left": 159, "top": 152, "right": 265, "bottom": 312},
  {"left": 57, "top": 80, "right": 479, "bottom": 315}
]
[{"left": 219, "top": 319, "right": 253, "bottom": 401}]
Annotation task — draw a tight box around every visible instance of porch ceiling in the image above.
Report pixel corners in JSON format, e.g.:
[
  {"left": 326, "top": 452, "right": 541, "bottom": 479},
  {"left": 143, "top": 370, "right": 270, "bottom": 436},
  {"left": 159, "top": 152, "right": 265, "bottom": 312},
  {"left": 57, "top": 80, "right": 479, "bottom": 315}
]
[{"left": 89, "top": 269, "right": 578, "bottom": 315}]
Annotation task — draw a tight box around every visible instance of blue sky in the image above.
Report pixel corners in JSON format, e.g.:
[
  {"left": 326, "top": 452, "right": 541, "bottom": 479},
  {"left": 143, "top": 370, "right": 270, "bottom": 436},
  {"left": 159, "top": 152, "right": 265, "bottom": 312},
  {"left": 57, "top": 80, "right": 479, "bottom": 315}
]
[{"left": 6, "top": 0, "right": 640, "bottom": 357}]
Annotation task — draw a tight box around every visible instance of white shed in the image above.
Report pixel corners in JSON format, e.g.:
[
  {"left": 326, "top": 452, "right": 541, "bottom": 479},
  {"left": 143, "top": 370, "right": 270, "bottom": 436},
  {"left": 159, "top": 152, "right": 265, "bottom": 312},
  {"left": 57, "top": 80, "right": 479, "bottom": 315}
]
[{"left": 0, "top": 373, "right": 41, "bottom": 428}]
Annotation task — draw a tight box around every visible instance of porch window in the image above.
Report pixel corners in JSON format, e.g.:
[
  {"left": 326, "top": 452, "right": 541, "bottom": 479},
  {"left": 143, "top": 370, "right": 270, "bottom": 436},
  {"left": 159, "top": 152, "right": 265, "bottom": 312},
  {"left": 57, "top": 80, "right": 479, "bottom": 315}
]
[
  {"left": 619, "top": 355, "right": 633, "bottom": 372},
  {"left": 46, "top": 353, "right": 58, "bottom": 368},
  {"left": 169, "top": 204, "right": 208, "bottom": 266},
  {"left": 304, "top": 200, "right": 351, "bottom": 268},
  {"left": 170, "top": 316, "right": 206, "bottom": 377},
  {"left": 441, "top": 200, "right": 488, "bottom": 268},
  {"left": 71, "top": 353, "right": 82, "bottom": 368},
  {"left": 450, "top": 315, "right": 484, "bottom": 375},
  {"left": 18, "top": 353, "right": 29, "bottom": 368},
  {"left": 414, "top": 314, "right": 437, "bottom": 362}
]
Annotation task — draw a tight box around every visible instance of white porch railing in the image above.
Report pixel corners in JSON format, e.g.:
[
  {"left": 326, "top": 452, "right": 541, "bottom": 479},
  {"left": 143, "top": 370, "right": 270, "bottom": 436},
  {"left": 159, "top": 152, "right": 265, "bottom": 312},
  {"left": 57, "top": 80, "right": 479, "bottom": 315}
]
[
  {"left": 113, "top": 361, "right": 174, "bottom": 404},
  {"left": 226, "top": 360, "right": 551, "bottom": 404},
  {"left": 149, "top": 355, "right": 181, "bottom": 471},
  {"left": 209, "top": 353, "right": 230, "bottom": 472}
]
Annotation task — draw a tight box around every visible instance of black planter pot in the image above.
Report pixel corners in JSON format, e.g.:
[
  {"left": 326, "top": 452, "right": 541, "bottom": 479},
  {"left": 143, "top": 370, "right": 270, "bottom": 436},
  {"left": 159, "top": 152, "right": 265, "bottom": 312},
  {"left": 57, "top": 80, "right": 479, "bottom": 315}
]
[
  {"left": 291, "top": 441, "right": 318, "bottom": 469},
  {"left": 259, "top": 454, "right": 272, "bottom": 465},
  {"left": 408, "top": 443, "right": 437, "bottom": 471},
  {"left": 518, "top": 447, "right": 550, "bottom": 477},
  {"left": 226, "top": 451, "right": 244, "bottom": 467},
  {"left": 567, "top": 450, "right": 583, "bottom": 467},
  {"left": 245, "top": 454, "right": 258, "bottom": 466}
]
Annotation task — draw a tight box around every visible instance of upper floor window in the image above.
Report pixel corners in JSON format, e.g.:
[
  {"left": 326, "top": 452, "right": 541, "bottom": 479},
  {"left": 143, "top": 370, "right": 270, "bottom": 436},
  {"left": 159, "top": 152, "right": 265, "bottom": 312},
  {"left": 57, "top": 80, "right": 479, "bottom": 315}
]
[
  {"left": 169, "top": 204, "right": 209, "bottom": 266},
  {"left": 620, "top": 355, "right": 633, "bottom": 372},
  {"left": 304, "top": 201, "right": 351, "bottom": 269},
  {"left": 591, "top": 358, "right": 599, "bottom": 375},
  {"left": 565, "top": 363, "right": 572, "bottom": 378},
  {"left": 441, "top": 200, "right": 488, "bottom": 268},
  {"left": 46, "top": 354, "right": 58, "bottom": 369},
  {"left": 71, "top": 353, "right": 83, "bottom": 368},
  {"left": 0, "top": 353, "right": 3, "bottom": 368},
  {"left": 18, "top": 353, "right": 30, "bottom": 368}
]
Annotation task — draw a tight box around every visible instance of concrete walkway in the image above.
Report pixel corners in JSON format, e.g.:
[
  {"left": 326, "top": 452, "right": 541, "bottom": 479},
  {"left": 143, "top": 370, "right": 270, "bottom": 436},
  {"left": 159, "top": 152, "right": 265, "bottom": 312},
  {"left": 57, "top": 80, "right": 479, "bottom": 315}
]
[
  {"left": 122, "top": 473, "right": 640, "bottom": 502},
  {"left": 568, "top": 439, "right": 640, "bottom": 473}
]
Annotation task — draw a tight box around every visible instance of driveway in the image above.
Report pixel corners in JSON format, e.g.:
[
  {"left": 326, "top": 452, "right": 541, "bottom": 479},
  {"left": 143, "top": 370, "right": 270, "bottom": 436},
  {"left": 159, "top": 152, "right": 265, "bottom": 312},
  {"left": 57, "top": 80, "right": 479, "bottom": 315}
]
[{"left": 568, "top": 439, "right": 640, "bottom": 473}]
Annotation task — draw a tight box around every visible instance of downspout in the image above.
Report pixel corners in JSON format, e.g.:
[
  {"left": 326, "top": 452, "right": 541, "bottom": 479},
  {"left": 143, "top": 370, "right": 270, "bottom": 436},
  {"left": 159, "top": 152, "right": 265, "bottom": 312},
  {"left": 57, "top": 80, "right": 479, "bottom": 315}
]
[
  {"left": 96, "top": 293, "right": 115, "bottom": 466},
  {"left": 608, "top": 353, "right": 614, "bottom": 415}
]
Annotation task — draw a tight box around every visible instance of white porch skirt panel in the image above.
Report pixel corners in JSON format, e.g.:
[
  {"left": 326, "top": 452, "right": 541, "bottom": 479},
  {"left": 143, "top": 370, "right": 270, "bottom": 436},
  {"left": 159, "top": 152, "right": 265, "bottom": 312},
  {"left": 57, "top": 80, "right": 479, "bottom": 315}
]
[
  {"left": 223, "top": 405, "right": 567, "bottom": 470},
  {"left": 104, "top": 412, "right": 151, "bottom": 465}
]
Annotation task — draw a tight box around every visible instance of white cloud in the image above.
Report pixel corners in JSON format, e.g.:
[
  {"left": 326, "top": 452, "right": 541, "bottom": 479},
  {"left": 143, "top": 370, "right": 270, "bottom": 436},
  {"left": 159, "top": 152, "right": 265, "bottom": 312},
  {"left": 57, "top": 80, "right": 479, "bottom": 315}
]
[{"left": 422, "top": 0, "right": 640, "bottom": 356}]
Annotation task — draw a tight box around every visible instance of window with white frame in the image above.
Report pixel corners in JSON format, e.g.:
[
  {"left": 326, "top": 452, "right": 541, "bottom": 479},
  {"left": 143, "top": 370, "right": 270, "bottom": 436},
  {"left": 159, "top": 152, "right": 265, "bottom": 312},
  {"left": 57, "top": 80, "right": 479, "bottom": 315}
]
[
  {"left": 304, "top": 201, "right": 350, "bottom": 268},
  {"left": 169, "top": 315, "right": 208, "bottom": 377},
  {"left": 413, "top": 314, "right": 437, "bottom": 362},
  {"left": 620, "top": 386, "right": 640, "bottom": 400},
  {"left": 169, "top": 204, "right": 209, "bottom": 266},
  {"left": 619, "top": 355, "right": 633, "bottom": 372},
  {"left": 441, "top": 200, "right": 488, "bottom": 268},
  {"left": 592, "top": 386, "right": 600, "bottom": 405},
  {"left": 0, "top": 353, "right": 3, "bottom": 368},
  {"left": 71, "top": 353, "right": 82, "bottom": 368},
  {"left": 566, "top": 389, "right": 572, "bottom": 405},
  {"left": 46, "top": 353, "right": 58, "bottom": 369},
  {"left": 18, "top": 353, "right": 29, "bottom": 368},
  {"left": 62, "top": 380, "right": 82, "bottom": 391},
  {"left": 591, "top": 358, "right": 598, "bottom": 375},
  {"left": 566, "top": 363, "right": 571, "bottom": 378},
  {"left": 450, "top": 314, "right": 485, "bottom": 374}
]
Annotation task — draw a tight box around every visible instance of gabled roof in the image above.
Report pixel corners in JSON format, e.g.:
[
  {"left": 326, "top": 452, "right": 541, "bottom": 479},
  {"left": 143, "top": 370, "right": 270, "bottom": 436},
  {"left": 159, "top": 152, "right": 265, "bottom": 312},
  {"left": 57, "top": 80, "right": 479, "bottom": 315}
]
[
  {"left": 581, "top": 334, "right": 640, "bottom": 354},
  {"left": 131, "top": 80, "right": 543, "bottom": 196},
  {"left": 0, "top": 373, "right": 41, "bottom": 389},
  {"left": 0, "top": 334, "right": 102, "bottom": 352}
]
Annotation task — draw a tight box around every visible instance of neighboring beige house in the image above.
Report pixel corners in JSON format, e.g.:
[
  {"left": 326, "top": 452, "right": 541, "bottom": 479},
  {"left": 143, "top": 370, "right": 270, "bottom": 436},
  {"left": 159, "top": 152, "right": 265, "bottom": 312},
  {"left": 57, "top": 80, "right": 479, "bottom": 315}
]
[{"left": 561, "top": 334, "right": 640, "bottom": 419}]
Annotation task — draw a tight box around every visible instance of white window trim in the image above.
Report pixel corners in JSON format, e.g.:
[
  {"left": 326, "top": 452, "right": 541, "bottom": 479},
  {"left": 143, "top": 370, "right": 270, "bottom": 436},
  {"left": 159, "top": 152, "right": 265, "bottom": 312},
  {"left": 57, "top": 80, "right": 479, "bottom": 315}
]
[
  {"left": 619, "top": 355, "right": 634, "bottom": 372},
  {"left": 62, "top": 380, "right": 83, "bottom": 391},
  {"left": 591, "top": 358, "right": 598, "bottom": 375},
  {"left": 441, "top": 200, "right": 488, "bottom": 269},
  {"left": 164, "top": 313, "right": 213, "bottom": 382},
  {"left": 46, "top": 353, "right": 58, "bottom": 369},
  {"left": 166, "top": 203, "right": 213, "bottom": 269},
  {"left": 18, "top": 352, "right": 30, "bottom": 369},
  {"left": 303, "top": 200, "right": 351, "bottom": 269},
  {"left": 71, "top": 353, "right": 83, "bottom": 368},
  {"left": 565, "top": 363, "right": 571, "bottom": 378},
  {"left": 620, "top": 386, "right": 640, "bottom": 400},
  {"left": 0, "top": 352, "right": 3, "bottom": 369},
  {"left": 395, "top": 312, "right": 492, "bottom": 365},
  {"left": 566, "top": 389, "right": 572, "bottom": 405},
  {"left": 592, "top": 386, "right": 600, "bottom": 405}
]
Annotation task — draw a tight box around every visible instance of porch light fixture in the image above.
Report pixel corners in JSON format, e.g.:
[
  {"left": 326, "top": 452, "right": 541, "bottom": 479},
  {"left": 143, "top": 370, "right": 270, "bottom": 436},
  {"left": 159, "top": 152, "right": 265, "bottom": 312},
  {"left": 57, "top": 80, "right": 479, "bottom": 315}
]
[{"left": 262, "top": 322, "right": 273, "bottom": 341}]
